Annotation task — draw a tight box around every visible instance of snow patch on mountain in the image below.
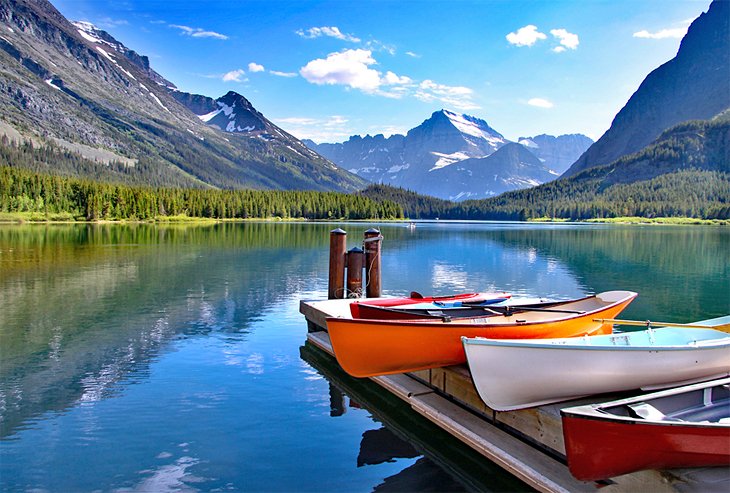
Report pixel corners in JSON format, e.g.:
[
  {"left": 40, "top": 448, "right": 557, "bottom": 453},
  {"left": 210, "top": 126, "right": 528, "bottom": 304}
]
[
  {"left": 518, "top": 138, "right": 538, "bottom": 148},
  {"left": 198, "top": 109, "right": 222, "bottom": 122},
  {"left": 442, "top": 110, "right": 497, "bottom": 141},
  {"left": 45, "top": 78, "right": 61, "bottom": 90},
  {"left": 431, "top": 151, "right": 471, "bottom": 170}
]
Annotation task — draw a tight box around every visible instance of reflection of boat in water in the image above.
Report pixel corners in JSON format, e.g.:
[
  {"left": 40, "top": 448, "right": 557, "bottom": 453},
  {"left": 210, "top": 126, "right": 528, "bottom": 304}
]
[{"left": 299, "top": 341, "right": 529, "bottom": 492}]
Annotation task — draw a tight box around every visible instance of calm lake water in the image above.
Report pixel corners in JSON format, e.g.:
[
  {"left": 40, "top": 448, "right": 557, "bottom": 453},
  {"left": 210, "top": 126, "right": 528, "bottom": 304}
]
[{"left": 1, "top": 221, "right": 728, "bottom": 492}]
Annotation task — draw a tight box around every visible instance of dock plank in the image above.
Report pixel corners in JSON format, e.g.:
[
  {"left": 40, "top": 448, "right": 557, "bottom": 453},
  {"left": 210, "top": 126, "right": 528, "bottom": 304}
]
[{"left": 410, "top": 393, "right": 595, "bottom": 493}]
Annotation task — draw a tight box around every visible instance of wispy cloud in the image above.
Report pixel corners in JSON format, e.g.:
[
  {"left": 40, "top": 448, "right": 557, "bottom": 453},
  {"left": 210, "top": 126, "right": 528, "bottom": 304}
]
[
  {"left": 170, "top": 24, "right": 228, "bottom": 40},
  {"left": 296, "top": 26, "right": 360, "bottom": 43},
  {"left": 415, "top": 80, "right": 479, "bottom": 111},
  {"left": 405, "top": 51, "right": 421, "bottom": 58},
  {"left": 527, "top": 97, "right": 554, "bottom": 109},
  {"left": 270, "top": 70, "right": 298, "bottom": 78},
  {"left": 550, "top": 29, "right": 579, "bottom": 51},
  {"left": 364, "top": 39, "right": 396, "bottom": 55},
  {"left": 96, "top": 17, "right": 129, "bottom": 29},
  {"left": 248, "top": 62, "right": 265, "bottom": 73},
  {"left": 506, "top": 25, "right": 547, "bottom": 47},
  {"left": 633, "top": 27, "right": 688, "bottom": 39},
  {"left": 222, "top": 69, "right": 246, "bottom": 82},
  {"left": 274, "top": 115, "right": 353, "bottom": 143}
]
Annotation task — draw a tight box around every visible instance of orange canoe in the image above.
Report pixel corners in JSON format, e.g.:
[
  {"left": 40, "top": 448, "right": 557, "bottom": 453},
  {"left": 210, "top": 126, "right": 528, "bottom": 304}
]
[{"left": 326, "top": 290, "right": 637, "bottom": 378}]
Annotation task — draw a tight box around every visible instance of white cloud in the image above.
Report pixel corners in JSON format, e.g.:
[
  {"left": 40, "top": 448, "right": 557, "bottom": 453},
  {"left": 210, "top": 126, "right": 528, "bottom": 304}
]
[
  {"left": 274, "top": 115, "right": 352, "bottom": 143},
  {"left": 383, "top": 71, "right": 412, "bottom": 85},
  {"left": 527, "top": 98, "right": 554, "bottom": 109},
  {"left": 170, "top": 24, "right": 228, "bottom": 40},
  {"left": 550, "top": 28, "right": 579, "bottom": 50},
  {"left": 405, "top": 51, "right": 421, "bottom": 58},
  {"left": 300, "top": 49, "right": 382, "bottom": 92},
  {"left": 633, "top": 27, "right": 688, "bottom": 39},
  {"left": 506, "top": 25, "right": 547, "bottom": 47},
  {"left": 415, "top": 80, "right": 479, "bottom": 111},
  {"left": 248, "top": 62, "right": 265, "bottom": 73},
  {"left": 222, "top": 69, "right": 246, "bottom": 82},
  {"left": 299, "top": 49, "right": 477, "bottom": 109},
  {"left": 270, "top": 70, "right": 298, "bottom": 78},
  {"left": 552, "top": 46, "right": 566, "bottom": 53},
  {"left": 296, "top": 26, "right": 360, "bottom": 43},
  {"left": 634, "top": 17, "right": 692, "bottom": 40}
]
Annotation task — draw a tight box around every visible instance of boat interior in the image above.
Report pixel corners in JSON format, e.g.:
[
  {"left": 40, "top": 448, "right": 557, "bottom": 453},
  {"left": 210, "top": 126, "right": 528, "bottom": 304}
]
[{"left": 602, "top": 383, "right": 730, "bottom": 424}]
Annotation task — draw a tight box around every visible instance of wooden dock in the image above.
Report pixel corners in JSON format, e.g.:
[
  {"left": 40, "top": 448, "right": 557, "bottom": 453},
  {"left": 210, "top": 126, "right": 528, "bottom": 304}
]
[{"left": 300, "top": 298, "right": 729, "bottom": 493}]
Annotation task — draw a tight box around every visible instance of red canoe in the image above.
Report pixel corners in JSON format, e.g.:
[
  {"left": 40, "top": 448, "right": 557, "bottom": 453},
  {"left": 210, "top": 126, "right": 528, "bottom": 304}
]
[
  {"left": 561, "top": 377, "right": 730, "bottom": 481},
  {"left": 349, "top": 291, "right": 511, "bottom": 318}
]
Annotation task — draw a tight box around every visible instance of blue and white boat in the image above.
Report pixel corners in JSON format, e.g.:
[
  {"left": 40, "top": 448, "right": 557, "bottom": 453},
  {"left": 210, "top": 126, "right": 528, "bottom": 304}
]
[{"left": 462, "top": 316, "right": 730, "bottom": 411}]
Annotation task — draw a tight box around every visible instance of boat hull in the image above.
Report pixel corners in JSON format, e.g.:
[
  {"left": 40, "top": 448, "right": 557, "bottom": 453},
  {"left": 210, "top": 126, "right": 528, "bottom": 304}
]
[
  {"left": 326, "top": 291, "right": 636, "bottom": 378},
  {"left": 561, "top": 378, "right": 730, "bottom": 480},
  {"left": 462, "top": 323, "right": 730, "bottom": 411}
]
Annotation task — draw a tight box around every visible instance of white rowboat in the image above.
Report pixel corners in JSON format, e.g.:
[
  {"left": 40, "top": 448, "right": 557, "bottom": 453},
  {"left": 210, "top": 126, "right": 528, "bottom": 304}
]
[{"left": 461, "top": 316, "right": 730, "bottom": 411}]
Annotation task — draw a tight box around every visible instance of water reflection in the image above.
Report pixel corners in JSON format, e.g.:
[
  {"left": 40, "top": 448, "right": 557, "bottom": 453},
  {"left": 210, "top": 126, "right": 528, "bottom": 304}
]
[
  {"left": 0, "top": 221, "right": 726, "bottom": 491},
  {"left": 299, "top": 342, "right": 531, "bottom": 492}
]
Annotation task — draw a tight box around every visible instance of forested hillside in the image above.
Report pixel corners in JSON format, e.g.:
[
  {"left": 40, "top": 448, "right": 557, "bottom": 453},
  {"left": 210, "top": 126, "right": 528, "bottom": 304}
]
[{"left": 0, "top": 165, "right": 403, "bottom": 221}]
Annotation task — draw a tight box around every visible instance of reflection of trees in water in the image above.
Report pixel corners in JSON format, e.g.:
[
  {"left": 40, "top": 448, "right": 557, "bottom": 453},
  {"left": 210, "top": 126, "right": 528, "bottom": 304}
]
[
  {"left": 377, "top": 224, "right": 729, "bottom": 321},
  {"left": 0, "top": 223, "right": 345, "bottom": 439},
  {"left": 484, "top": 226, "right": 730, "bottom": 321}
]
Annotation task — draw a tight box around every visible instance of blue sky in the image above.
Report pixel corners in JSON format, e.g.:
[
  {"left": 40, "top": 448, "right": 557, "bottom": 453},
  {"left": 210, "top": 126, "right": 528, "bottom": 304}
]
[{"left": 52, "top": 0, "right": 712, "bottom": 143}]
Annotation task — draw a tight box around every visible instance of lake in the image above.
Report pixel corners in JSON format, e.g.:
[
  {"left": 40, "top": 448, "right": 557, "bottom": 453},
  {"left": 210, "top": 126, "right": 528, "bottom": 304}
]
[{"left": 1, "top": 221, "right": 728, "bottom": 492}]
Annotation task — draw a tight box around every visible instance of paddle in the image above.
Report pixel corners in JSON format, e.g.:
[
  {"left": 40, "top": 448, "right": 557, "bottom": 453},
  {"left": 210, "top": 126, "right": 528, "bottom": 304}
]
[{"left": 594, "top": 318, "right": 730, "bottom": 332}]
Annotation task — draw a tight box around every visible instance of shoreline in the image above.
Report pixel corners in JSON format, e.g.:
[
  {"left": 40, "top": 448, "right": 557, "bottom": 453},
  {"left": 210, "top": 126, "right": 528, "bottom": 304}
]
[{"left": 0, "top": 212, "right": 727, "bottom": 226}]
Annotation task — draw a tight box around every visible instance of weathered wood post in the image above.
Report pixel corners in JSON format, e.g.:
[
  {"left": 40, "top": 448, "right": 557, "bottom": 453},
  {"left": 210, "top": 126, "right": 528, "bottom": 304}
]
[
  {"left": 328, "top": 228, "right": 347, "bottom": 299},
  {"left": 364, "top": 228, "right": 382, "bottom": 298},
  {"left": 346, "top": 247, "right": 364, "bottom": 298}
]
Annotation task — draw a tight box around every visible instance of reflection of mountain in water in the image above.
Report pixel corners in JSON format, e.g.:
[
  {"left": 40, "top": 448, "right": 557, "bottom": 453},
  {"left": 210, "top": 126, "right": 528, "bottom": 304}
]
[
  {"left": 375, "top": 223, "right": 729, "bottom": 322},
  {"left": 483, "top": 226, "right": 730, "bottom": 321},
  {"left": 0, "top": 223, "right": 338, "bottom": 439}
]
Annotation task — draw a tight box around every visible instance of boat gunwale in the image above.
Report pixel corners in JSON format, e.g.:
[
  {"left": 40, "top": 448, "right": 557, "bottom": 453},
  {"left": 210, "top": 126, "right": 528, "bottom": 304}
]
[
  {"left": 462, "top": 328, "right": 730, "bottom": 351},
  {"left": 560, "top": 377, "right": 730, "bottom": 427}
]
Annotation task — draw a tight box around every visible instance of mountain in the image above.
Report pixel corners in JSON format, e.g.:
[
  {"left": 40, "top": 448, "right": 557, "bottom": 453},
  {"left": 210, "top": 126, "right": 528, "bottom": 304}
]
[
  {"left": 517, "top": 134, "right": 594, "bottom": 175},
  {"left": 563, "top": 0, "right": 730, "bottom": 178},
  {"left": 417, "top": 143, "right": 558, "bottom": 200},
  {"left": 309, "top": 109, "right": 508, "bottom": 186},
  {"left": 0, "top": 0, "right": 365, "bottom": 192},
  {"left": 361, "top": 117, "right": 730, "bottom": 221},
  {"left": 477, "top": 117, "right": 730, "bottom": 220},
  {"left": 306, "top": 109, "right": 590, "bottom": 200}
]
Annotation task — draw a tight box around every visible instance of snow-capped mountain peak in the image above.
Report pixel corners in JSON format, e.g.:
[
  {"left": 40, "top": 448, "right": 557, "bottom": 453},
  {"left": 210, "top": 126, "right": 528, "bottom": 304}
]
[{"left": 441, "top": 109, "right": 504, "bottom": 144}]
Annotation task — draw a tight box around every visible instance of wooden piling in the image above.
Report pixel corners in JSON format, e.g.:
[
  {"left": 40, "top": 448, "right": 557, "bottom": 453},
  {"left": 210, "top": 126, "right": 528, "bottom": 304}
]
[
  {"left": 364, "top": 228, "right": 382, "bottom": 298},
  {"left": 346, "top": 247, "right": 365, "bottom": 298},
  {"left": 328, "top": 228, "right": 347, "bottom": 299}
]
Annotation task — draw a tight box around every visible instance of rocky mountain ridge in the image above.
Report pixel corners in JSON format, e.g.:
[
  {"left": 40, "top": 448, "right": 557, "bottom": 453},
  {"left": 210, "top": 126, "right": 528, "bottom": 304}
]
[
  {"left": 0, "top": 0, "right": 365, "bottom": 191},
  {"left": 563, "top": 0, "right": 730, "bottom": 177},
  {"left": 306, "top": 110, "right": 591, "bottom": 200}
]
